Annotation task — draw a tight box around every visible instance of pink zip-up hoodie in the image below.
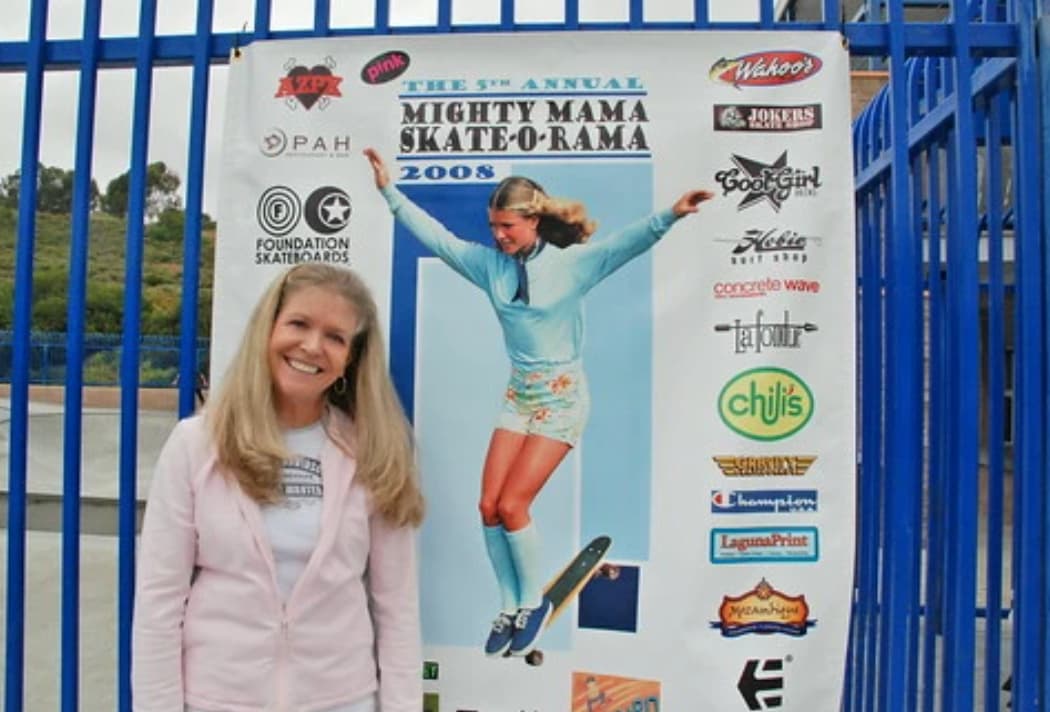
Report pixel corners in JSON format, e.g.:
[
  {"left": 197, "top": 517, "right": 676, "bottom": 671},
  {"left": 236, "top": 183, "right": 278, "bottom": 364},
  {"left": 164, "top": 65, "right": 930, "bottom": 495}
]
[{"left": 132, "top": 413, "right": 422, "bottom": 711}]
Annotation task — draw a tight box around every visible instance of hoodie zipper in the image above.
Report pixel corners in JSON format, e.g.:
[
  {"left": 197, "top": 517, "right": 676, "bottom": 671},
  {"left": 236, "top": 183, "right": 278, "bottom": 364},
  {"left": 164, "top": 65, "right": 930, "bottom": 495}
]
[{"left": 275, "top": 604, "right": 290, "bottom": 710}]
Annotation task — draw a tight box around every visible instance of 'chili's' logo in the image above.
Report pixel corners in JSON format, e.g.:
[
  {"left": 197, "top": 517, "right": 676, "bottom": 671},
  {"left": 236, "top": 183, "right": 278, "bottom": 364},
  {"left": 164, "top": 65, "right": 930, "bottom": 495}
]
[{"left": 718, "top": 367, "right": 813, "bottom": 441}]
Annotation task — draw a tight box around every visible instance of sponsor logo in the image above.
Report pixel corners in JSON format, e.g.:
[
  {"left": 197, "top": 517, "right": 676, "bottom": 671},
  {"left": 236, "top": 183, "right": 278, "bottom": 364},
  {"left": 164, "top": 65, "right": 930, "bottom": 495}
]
[
  {"left": 710, "top": 489, "right": 818, "bottom": 514},
  {"left": 422, "top": 660, "right": 439, "bottom": 680},
  {"left": 712, "top": 455, "right": 817, "bottom": 477},
  {"left": 712, "top": 277, "right": 822, "bottom": 299},
  {"left": 710, "top": 50, "right": 822, "bottom": 88},
  {"left": 256, "top": 186, "right": 352, "bottom": 237},
  {"left": 714, "top": 103, "right": 822, "bottom": 132},
  {"left": 259, "top": 127, "right": 353, "bottom": 159},
  {"left": 423, "top": 693, "right": 439, "bottom": 712},
  {"left": 275, "top": 56, "right": 343, "bottom": 110},
  {"left": 715, "top": 151, "right": 821, "bottom": 212},
  {"left": 714, "top": 310, "right": 817, "bottom": 354},
  {"left": 738, "top": 657, "right": 790, "bottom": 710},
  {"left": 711, "top": 526, "right": 819, "bottom": 563},
  {"left": 718, "top": 368, "right": 814, "bottom": 441},
  {"left": 571, "top": 672, "right": 661, "bottom": 712},
  {"left": 712, "top": 579, "right": 815, "bottom": 637},
  {"left": 717, "top": 228, "right": 821, "bottom": 267},
  {"left": 361, "top": 50, "right": 410, "bottom": 84},
  {"left": 255, "top": 186, "right": 353, "bottom": 265}
]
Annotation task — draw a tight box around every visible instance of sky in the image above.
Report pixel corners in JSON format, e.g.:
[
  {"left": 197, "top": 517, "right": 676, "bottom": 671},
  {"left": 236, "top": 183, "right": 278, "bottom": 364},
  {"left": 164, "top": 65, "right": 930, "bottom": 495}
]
[{"left": 0, "top": 0, "right": 761, "bottom": 215}]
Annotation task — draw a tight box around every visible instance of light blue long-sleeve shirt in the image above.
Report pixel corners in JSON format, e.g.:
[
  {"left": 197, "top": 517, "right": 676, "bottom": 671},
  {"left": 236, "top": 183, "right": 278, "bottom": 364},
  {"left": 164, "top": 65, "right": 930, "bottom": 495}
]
[{"left": 381, "top": 184, "right": 679, "bottom": 369}]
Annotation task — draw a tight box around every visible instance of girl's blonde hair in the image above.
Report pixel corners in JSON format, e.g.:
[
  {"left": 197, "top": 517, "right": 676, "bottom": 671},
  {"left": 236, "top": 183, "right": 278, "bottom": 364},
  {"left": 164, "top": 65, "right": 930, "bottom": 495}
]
[
  {"left": 206, "top": 263, "right": 424, "bottom": 527},
  {"left": 489, "top": 176, "right": 597, "bottom": 248}
]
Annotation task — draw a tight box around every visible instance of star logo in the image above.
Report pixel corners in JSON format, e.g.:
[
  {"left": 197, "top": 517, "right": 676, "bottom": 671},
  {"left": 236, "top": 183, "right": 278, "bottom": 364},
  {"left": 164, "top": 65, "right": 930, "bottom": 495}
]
[
  {"left": 304, "top": 186, "right": 352, "bottom": 235},
  {"left": 733, "top": 152, "right": 789, "bottom": 211},
  {"left": 714, "top": 151, "right": 821, "bottom": 212}
]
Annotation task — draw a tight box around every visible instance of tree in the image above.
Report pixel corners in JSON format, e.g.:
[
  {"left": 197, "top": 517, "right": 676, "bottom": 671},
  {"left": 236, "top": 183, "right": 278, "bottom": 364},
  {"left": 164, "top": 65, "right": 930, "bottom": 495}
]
[
  {"left": 0, "top": 164, "right": 99, "bottom": 213},
  {"left": 101, "top": 161, "right": 182, "bottom": 220}
]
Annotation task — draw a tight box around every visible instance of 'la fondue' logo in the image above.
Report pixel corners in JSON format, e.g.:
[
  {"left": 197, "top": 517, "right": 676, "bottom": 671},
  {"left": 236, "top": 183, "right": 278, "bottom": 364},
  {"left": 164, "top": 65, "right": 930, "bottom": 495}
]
[{"left": 718, "top": 367, "right": 813, "bottom": 441}]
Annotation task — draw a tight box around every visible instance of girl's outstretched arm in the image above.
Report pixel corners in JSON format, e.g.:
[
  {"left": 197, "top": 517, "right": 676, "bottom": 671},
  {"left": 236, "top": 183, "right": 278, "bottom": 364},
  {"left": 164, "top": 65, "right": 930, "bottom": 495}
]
[
  {"left": 363, "top": 147, "right": 495, "bottom": 288},
  {"left": 574, "top": 188, "right": 715, "bottom": 291}
]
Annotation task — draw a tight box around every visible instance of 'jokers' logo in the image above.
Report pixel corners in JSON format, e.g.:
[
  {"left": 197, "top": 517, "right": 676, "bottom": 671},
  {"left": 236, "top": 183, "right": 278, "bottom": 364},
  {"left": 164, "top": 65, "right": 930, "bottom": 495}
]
[{"left": 274, "top": 57, "right": 343, "bottom": 111}]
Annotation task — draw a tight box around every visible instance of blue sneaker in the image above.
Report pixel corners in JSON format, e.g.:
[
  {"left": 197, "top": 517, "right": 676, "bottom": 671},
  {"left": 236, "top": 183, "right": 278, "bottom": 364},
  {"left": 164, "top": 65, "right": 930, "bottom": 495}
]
[
  {"left": 484, "top": 612, "right": 516, "bottom": 657},
  {"left": 508, "top": 598, "right": 553, "bottom": 656}
]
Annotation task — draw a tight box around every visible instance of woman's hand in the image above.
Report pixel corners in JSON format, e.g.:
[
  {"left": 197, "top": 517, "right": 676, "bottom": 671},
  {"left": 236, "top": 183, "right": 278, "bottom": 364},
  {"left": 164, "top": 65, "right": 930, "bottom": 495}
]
[
  {"left": 363, "top": 147, "right": 390, "bottom": 189},
  {"left": 671, "top": 189, "right": 714, "bottom": 218}
]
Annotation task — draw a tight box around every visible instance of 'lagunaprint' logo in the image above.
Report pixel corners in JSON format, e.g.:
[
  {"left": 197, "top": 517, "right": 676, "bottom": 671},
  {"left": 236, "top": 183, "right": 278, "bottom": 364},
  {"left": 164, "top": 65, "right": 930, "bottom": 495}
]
[{"left": 711, "top": 526, "right": 819, "bottom": 563}]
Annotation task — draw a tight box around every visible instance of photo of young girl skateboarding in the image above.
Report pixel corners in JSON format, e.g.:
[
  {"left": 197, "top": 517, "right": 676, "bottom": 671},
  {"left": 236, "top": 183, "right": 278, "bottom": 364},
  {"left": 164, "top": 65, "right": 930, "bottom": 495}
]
[{"left": 363, "top": 147, "right": 713, "bottom": 658}]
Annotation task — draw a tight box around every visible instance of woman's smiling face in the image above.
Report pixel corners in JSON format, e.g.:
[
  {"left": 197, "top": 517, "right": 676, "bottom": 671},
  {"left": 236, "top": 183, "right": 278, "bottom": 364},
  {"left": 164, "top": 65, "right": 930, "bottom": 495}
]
[
  {"left": 268, "top": 285, "right": 357, "bottom": 427},
  {"left": 488, "top": 209, "right": 540, "bottom": 255}
]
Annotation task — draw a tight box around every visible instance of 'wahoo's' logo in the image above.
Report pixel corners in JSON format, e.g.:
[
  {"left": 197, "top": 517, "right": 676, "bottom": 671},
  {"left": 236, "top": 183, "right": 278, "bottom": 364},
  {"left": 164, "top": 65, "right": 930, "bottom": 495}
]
[
  {"left": 709, "top": 51, "right": 822, "bottom": 88},
  {"left": 718, "top": 367, "right": 813, "bottom": 441}
]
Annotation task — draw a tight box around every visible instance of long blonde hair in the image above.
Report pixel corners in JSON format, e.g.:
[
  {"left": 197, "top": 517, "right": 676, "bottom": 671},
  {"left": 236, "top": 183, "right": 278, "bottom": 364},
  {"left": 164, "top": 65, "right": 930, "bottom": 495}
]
[
  {"left": 206, "top": 264, "right": 424, "bottom": 527},
  {"left": 488, "top": 176, "right": 597, "bottom": 248}
]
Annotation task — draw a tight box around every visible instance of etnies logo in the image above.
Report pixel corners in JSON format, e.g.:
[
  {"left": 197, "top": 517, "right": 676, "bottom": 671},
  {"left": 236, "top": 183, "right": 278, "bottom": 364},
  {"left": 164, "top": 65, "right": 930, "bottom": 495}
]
[{"left": 718, "top": 368, "right": 813, "bottom": 441}]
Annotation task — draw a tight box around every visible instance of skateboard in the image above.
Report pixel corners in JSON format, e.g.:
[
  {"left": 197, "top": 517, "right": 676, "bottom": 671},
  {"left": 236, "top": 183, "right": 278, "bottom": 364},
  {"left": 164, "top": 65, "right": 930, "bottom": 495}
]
[{"left": 505, "top": 534, "right": 618, "bottom": 666}]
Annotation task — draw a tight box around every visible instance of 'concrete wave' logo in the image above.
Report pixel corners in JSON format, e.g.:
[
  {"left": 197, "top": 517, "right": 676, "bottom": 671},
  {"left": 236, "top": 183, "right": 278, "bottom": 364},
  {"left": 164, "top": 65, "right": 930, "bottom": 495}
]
[{"left": 718, "top": 367, "right": 813, "bottom": 441}]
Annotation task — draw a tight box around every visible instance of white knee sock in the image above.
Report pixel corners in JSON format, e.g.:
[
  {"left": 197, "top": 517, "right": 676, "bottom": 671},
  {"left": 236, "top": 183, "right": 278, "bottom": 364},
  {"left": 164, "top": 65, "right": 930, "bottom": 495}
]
[
  {"left": 482, "top": 525, "right": 520, "bottom": 614},
  {"left": 505, "top": 523, "right": 544, "bottom": 609}
]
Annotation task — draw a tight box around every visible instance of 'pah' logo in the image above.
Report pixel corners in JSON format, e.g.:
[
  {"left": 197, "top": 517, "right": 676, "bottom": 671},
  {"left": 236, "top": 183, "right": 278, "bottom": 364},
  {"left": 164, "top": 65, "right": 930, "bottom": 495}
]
[{"left": 275, "top": 57, "right": 343, "bottom": 110}]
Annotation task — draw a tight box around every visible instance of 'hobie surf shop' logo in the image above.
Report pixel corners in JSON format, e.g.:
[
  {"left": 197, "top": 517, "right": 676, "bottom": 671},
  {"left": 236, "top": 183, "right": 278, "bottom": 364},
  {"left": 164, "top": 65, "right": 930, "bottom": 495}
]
[{"left": 719, "top": 368, "right": 813, "bottom": 441}]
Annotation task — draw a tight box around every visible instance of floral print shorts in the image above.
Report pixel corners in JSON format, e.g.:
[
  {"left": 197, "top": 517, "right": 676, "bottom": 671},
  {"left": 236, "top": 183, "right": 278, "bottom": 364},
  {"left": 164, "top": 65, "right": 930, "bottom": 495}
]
[{"left": 497, "top": 361, "right": 590, "bottom": 446}]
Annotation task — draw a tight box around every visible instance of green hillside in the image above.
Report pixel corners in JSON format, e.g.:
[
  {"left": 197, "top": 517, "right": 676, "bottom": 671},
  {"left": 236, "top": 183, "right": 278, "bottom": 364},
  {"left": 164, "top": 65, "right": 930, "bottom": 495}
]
[{"left": 0, "top": 205, "right": 215, "bottom": 337}]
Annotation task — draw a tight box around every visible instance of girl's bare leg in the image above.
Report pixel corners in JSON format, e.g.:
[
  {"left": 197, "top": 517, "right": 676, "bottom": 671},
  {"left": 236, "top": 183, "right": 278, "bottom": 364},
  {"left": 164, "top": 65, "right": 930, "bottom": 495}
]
[
  {"left": 479, "top": 428, "right": 527, "bottom": 526},
  {"left": 497, "top": 434, "right": 572, "bottom": 532}
]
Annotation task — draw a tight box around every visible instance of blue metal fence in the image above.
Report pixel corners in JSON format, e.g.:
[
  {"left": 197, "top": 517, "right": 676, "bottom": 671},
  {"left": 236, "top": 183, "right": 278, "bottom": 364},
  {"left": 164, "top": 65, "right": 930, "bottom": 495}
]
[{"left": 0, "top": 1, "right": 1046, "bottom": 711}]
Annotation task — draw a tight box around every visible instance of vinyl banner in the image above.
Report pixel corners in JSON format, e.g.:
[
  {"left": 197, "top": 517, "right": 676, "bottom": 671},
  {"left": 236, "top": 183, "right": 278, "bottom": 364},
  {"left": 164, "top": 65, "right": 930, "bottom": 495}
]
[{"left": 216, "top": 30, "right": 856, "bottom": 712}]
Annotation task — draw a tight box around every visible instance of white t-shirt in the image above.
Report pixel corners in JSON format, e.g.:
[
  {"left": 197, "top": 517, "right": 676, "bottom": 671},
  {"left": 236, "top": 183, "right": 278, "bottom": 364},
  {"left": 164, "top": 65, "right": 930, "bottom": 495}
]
[{"left": 263, "top": 421, "right": 326, "bottom": 601}]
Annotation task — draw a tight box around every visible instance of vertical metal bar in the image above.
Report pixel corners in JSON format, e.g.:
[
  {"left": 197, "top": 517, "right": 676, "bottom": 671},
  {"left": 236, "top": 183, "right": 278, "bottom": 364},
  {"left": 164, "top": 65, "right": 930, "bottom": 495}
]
[
  {"left": 760, "top": 0, "right": 775, "bottom": 26},
  {"left": 437, "top": 0, "right": 452, "bottom": 30},
  {"left": 920, "top": 59, "right": 946, "bottom": 712},
  {"left": 5, "top": 1, "right": 48, "bottom": 708},
  {"left": 314, "top": 0, "right": 330, "bottom": 33},
  {"left": 942, "top": 0, "right": 980, "bottom": 706},
  {"left": 373, "top": 0, "right": 390, "bottom": 33},
  {"left": 824, "top": 0, "right": 840, "bottom": 27},
  {"left": 565, "top": 0, "right": 579, "bottom": 29},
  {"left": 629, "top": 0, "right": 643, "bottom": 27},
  {"left": 981, "top": 88, "right": 1006, "bottom": 712},
  {"left": 500, "top": 0, "right": 514, "bottom": 30},
  {"left": 879, "top": 0, "right": 923, "bottom": 708},
  {"left": 118, "top": 0, "right": 158, "bottom": 708},
  {"left": 860, "top": 92, "right": 887, "bottom": 712},
  {"left": 61, "top": 2, "right": 103, "bottom": 710},
  {"left": 254, "top": 0, "right": 271, "bottom": 38},
  {"left": 905, "top": 59, "right": 925, "bottom": 711},
  {"left": 178, "top": 0, "right": 214, "bottom": 418},
  {"left": 1011, "top": 5, "right": 1046, "bottom": 709},
  {"left": 693, "top": 0, "right": 709, "bottom": 27}
]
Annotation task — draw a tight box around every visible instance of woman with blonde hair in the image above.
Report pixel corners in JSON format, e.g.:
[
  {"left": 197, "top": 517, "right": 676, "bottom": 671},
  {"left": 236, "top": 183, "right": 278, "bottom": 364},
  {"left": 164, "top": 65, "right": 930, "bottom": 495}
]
[
  {"left": 133, "top": 263, "right": 423, "bottom": 711},
  {"left": 363, "top": 148, "right": 712, "bottom": 659}
]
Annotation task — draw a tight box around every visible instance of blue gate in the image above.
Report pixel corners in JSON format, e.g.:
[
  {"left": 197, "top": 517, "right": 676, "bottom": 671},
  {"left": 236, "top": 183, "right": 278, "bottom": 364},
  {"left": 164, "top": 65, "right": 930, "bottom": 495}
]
[{"left": 0, "top": 1, "right": 1046, "bottom": 711}]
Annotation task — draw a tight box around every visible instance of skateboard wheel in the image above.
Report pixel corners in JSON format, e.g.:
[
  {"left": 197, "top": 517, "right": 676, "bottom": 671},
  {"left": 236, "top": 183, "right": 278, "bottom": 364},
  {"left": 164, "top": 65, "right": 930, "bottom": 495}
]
[
  {"left": 600, "top": 564, "right": 621, "bottom": 580},
  {"left": 525, "top": 650, "right": 544, "bottom": 666}
]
